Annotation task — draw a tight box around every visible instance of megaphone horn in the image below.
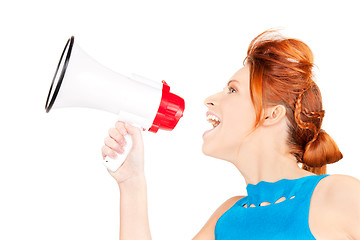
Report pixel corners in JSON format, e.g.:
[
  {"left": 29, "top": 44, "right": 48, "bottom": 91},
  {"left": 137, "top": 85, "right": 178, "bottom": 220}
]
[{"left": 45, "top": 36, "right": 185, "bottom": 172}]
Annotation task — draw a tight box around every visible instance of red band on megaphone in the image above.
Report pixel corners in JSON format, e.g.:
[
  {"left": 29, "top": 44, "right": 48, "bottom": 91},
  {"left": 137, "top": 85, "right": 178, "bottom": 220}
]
[{"left": 149, "top": 80, "right": 185, "bottom": 133}]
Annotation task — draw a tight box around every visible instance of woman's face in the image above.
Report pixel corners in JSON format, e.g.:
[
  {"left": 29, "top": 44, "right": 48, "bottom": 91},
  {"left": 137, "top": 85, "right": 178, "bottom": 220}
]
[{"left": 202, "top": 64, "right": 257, "bottom": 162}]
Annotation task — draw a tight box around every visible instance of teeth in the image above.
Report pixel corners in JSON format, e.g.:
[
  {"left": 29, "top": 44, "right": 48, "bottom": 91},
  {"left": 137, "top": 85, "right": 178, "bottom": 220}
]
[
  {"left": 207, "top": 115, "right": 221, "bottom": 122},
  {"left": 207, "top": 114, "right": 221, "bottom": 127}
]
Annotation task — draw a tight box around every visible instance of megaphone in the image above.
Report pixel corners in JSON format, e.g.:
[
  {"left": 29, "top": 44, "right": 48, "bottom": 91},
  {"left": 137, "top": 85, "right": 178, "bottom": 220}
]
[{"left": 45, "top": 36, "right": 185, "bottom": 172}]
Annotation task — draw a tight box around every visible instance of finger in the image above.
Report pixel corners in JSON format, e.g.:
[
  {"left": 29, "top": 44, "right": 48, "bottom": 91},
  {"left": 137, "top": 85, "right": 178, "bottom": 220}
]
[
  {"left": 104, "top": 136, "right": 125, "bottom": 153},
  {"left": 124, "top": 122, "right": 143, "bottom": 146},
  {"left": 115, "top": 121, "right": 127, "bottom": 135},
  {"left": 101, "top": 145, "right": 121, "bottom": 160},
  {"left": 108, "top": 127, "right": 126, "bottom": 145}
]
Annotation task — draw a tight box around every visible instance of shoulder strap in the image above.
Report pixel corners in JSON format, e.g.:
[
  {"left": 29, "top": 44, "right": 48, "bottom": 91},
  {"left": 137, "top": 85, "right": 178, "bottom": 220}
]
[
  {"left": 295, "top": 174, "right": 330, "bottom": 236},
  {"left": 303, "top": 174, "right": 330, "bottom": 207}
]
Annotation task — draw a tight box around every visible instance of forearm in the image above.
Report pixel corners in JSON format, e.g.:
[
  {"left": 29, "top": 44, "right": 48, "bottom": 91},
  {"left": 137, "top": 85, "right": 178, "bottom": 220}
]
[{"left": 118, "top": 175, "right": 151, "bottom": 240}]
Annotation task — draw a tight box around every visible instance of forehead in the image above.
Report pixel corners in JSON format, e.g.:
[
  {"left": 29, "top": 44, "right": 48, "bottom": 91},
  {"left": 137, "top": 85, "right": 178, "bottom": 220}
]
[{"left": 228, "top": 64, "right": 250, "bottom": 86}]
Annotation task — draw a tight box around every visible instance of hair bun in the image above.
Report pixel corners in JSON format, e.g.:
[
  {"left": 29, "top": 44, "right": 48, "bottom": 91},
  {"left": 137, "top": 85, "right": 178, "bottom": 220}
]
[{"left": 303, "top": 129, "right": 343, "bottom": 167}]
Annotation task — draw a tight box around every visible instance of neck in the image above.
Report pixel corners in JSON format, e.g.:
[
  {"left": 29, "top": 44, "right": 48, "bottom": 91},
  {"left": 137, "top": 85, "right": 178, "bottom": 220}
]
[{"left": 233, "top": 129, "right": 315, "bottom": 186}]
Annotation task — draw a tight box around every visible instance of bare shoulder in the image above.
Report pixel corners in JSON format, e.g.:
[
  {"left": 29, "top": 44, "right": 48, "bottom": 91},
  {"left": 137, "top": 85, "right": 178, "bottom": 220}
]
[
  {"left": 313, "top": 174, "right": 360, "bottom": 205},
  {"left": 192, "top": 196, "right": 245, "bottom": 240},
  {"left": 310, "top": 174, "right": 360, "bottom": 239}
]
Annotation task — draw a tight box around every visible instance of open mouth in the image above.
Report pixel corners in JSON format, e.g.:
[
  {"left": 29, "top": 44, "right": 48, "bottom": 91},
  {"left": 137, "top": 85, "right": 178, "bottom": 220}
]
[
  {"left": 207, "top": 114, "right": 221, "bottom": 128},
  {"left": 203, "top": 113, "right": 221, "bottom": 137}
]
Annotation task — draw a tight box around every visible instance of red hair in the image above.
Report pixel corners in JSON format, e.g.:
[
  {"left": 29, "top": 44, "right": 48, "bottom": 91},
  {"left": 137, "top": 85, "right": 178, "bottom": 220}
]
[{"left": 244, "top": 29, "right": 343, "bottom": 175}]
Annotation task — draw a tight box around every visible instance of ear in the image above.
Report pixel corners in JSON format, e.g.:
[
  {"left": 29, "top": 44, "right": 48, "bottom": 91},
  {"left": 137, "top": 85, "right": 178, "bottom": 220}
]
[{"left": 262, "top": 105, "right": 287, "bottom": 126}]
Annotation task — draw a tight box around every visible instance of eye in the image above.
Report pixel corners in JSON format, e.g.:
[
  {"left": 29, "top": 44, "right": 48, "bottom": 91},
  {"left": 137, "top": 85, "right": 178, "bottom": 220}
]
[{"left": 227, "top": 86, "right": 237, "bottom": 94}]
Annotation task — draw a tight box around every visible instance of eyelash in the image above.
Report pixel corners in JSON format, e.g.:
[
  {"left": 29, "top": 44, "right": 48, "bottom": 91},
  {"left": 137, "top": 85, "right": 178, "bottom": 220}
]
[{"left": 227, "top": 86, "right": 237, "bottom": 94}]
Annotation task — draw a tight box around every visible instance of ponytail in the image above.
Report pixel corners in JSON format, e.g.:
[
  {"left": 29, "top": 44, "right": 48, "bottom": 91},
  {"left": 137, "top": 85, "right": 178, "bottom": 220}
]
[{"left": 302, "top": 130, "right": 343, "bottom": 174}]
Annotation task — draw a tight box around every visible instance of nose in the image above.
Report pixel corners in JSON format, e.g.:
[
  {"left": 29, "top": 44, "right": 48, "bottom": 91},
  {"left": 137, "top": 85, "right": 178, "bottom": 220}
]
[{"left": 204, "top": 94, "right": 216, "bottom": 107}]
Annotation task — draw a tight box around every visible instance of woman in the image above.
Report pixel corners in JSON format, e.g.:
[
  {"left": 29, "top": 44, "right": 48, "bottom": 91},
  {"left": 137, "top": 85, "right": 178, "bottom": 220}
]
[{"left": 101, "top": 29, "right": 360, "bottom": 239}]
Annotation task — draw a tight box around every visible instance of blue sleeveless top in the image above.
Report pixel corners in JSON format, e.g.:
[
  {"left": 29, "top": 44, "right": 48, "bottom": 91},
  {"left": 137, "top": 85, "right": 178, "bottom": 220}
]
[{"left": 215, "top": 174, "right": 330, "bottom": 239}]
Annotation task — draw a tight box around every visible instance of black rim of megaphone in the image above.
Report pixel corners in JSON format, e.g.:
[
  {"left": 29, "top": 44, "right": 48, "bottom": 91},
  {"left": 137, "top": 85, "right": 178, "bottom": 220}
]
[{"left": 45, "top": 36, "right": 74, "bottom": 113}]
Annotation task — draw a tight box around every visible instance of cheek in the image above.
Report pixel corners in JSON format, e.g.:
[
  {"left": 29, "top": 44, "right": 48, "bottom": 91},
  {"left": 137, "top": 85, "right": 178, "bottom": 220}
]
[
  {"left": 218, "top": 113, "right": 253, "bottom": 149},
  {"left": 222, "top": 100, "right": 257, "bottom": 137},
  {"left": 202, "top": 100, "right": 257, "bottom": 159}
]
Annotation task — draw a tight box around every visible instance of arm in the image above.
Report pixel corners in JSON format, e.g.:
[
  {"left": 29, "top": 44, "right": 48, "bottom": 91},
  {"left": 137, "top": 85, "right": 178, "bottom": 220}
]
[
  {"left": 102, "top": 121, "right": 151, "bottom": 240},
  {"left": 193, "top": 196, "right": 244, "bottom": 240},
  {"left": 102, "top": 121, "right": 243, "bottom": 240},
  {"left": 329, "top": 175, "right": 360, "bottom": 239},
  {"left": 118, "top": 175, "right": 151, "bottom": 240},
  {"left": 315, "top": 174, "right": 360, "bottom": 239}
]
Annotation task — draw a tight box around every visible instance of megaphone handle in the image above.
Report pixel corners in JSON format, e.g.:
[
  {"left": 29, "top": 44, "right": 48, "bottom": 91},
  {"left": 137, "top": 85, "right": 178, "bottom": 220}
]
[{"left": 103, "top": 134, "right": 132, "bottom": 172}]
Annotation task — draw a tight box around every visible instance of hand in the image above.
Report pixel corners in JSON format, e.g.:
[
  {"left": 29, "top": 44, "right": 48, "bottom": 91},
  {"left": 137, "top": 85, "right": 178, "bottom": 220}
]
[{"left": 101, "top": 121, "right": 145, "bottom": 185}]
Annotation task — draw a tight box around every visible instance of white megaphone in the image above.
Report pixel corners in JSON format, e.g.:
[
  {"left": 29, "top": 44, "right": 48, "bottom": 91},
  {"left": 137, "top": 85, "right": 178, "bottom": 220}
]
[{"left": 45, "top": 36, "right": 185, "bottom": 172}]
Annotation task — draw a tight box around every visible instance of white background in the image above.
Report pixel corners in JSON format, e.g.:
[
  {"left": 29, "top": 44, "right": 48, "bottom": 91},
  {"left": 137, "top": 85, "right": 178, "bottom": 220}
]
[{"left": 0, "top": 0, "right": 359, "bottom": 239}]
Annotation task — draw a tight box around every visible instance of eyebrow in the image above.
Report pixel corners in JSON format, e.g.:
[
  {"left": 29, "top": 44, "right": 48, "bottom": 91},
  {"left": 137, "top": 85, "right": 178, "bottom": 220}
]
[{"left": 227, "top": 79, "right": 240, "bottom": 86}]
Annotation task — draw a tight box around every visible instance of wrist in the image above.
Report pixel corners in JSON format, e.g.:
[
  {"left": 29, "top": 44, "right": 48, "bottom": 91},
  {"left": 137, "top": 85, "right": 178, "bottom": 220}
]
[{"left": 118, "top": 174, "right": 147, "bottom": 191}]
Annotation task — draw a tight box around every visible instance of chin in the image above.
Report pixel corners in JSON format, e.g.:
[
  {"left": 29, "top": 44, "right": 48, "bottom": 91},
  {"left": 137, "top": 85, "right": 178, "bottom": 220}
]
[
  {"left": 201, "top": 143, "right": 210, "bottom": 156},
  {"left": 201, "top": 142, "right": 214, "bottom": 157},
  {"left": 202, "top": 143, "right": 224, "bottom": 160}
]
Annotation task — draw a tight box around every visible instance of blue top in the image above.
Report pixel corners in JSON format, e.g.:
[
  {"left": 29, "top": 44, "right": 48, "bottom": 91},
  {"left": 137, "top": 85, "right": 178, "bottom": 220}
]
[{"left": 215, "top": 174, "right": 330, "bottom": 239}]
